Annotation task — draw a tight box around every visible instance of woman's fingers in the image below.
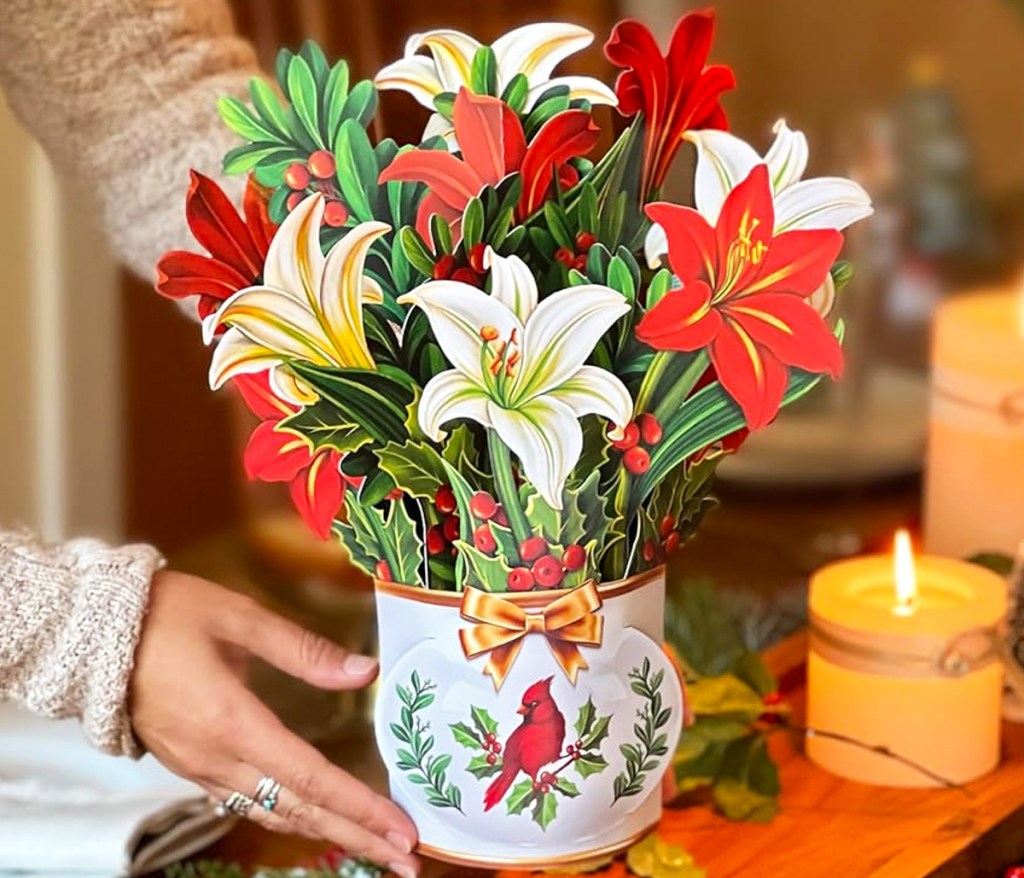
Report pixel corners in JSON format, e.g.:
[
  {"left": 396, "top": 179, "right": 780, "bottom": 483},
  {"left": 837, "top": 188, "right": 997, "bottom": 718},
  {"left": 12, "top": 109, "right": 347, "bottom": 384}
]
[
  {"left": 219, "top": 595, "right": 379, "bottom": 691},
  {"left": 226, "top": 692, "right": 419, "bottom": 860}
]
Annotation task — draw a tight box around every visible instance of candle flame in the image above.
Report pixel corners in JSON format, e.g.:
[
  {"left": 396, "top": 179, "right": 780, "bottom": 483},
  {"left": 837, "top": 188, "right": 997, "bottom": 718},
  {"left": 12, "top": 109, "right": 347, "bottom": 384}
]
[{"left": 893, "top": 529, "right": 917, "bottom": 616}]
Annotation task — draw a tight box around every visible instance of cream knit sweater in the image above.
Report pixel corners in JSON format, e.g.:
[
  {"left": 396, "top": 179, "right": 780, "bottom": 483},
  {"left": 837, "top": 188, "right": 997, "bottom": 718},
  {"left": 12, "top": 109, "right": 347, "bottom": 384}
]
[{"left": 0, "top": 0, "right": 261, "bottom": 755}]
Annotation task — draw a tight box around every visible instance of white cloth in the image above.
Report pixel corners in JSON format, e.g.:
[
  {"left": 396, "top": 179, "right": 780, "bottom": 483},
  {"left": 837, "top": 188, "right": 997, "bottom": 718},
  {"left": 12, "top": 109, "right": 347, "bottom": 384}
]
[{"left": 0, "top": 704, "right": 232, "bottom": 877}]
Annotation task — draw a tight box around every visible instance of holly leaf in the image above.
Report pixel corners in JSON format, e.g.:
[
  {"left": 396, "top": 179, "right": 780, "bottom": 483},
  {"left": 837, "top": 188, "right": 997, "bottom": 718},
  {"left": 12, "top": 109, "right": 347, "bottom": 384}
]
[
  {"left": 384, "top": 500, "right": 423, "bottom": 586},
  {"left": 506, "top": 779, "right": 535, "bottom": 815},
  {"left": 712, "top": 736, "right": 780, "bottom": 823},
  {"left": 554, "top": 778, "right": 580, "bottom": 798},
  {"left": 574, "top": 753, "right": 608, "bottom": 778},
  {"left": 582, "top": 714, "right": 611, "bottom": 751},
  {"left": 522, "top": 487, "right": 560, "bottom": 543},
  {"left": 470, "top": 705, "right": 498, "bottom": 738},
  {"left": 456, "top": 539, "right": 514, "bottom": 592},
  {"left": 731, "top": 651, "right": 777, "bottom": 699},
  {"left": 532, "top": 790, "right": 558, "bottom": 831},
  {"left": 574, "top": 697, "right": 597, "bottom": 739},
  {"left": 449, "top": 721, "right": 480, "bottom": 750},
  {"left": 466, "top": 753, "right": 502, "bottom": 780},
  {"left": 377, "top": 441, "right": 449, "bottom": 499},
  {"left": 278, "top": 405, "right": 372, "bottom": 456}
]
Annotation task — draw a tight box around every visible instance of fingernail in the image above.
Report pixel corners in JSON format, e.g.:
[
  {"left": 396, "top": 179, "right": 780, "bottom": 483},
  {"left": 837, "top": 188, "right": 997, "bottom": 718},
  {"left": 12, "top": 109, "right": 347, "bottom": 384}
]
[
  {"left": 389, "top": 862, "right": 416, "bottom": 878},
  {"left": 343, "top": 653, "right": 378, "bottom": 675},
  {"left": 387, "top": 830, "right": 414, "bottom": 854}
]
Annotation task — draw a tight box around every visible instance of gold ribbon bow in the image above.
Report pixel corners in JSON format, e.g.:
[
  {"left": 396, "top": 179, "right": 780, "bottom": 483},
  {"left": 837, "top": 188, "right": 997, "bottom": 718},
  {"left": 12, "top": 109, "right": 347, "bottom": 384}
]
[{"left": 458, "top": 582, "right": 604, "bottom": 690}]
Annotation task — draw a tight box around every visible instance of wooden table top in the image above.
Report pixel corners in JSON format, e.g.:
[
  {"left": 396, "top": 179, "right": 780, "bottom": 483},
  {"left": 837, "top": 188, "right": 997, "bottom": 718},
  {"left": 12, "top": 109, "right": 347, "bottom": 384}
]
[{"left": 190, "top": 630, "right": 1024, "bottom": 878}]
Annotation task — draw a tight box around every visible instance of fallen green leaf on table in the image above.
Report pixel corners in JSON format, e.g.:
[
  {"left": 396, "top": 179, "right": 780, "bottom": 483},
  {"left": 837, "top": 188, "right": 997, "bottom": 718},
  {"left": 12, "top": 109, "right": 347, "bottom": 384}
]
[{"left": 626, "top": 832, "right": 706, "bottom": 878}]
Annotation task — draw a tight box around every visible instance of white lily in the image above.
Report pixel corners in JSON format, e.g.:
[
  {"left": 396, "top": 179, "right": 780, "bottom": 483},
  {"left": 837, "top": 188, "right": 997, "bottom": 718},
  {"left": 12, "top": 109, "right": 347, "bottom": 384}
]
[
  {"left": 645, "top": 119, "right": 873, "bottom": 267},
  {"left": 374, "top": 23, "right": 617, "bottom": 147},
  {"left": 399, "top": 249, "right": 632, "bottom": 508},
  {"left": 204, "top": 194, "right": 388, "bottom": 405}
]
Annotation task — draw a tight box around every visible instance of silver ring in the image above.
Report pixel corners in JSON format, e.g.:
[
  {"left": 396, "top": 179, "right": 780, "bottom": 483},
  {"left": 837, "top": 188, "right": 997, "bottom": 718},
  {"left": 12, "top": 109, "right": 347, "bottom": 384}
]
[
  {"left": 214, "top": 790, "right": 255, "bottom": 818},
  {"left": 254, "top": 775, "right": 282, "bottom": 812}
]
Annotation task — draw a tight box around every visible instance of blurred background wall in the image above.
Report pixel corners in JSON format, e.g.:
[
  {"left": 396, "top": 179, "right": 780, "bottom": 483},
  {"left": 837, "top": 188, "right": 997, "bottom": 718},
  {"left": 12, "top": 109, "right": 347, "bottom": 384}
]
[{"left": 2, "top": 0, "right": 1022, "bottom": 558}]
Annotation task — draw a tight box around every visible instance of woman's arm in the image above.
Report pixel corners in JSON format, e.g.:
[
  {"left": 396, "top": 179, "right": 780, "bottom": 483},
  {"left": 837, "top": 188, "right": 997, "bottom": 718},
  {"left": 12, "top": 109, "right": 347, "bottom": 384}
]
[
  {"left": 0, "top": 0, "right": 261, "bottom": 279},
  {"left": 0, "top": 530, "right": 163, "bottom": 755}
]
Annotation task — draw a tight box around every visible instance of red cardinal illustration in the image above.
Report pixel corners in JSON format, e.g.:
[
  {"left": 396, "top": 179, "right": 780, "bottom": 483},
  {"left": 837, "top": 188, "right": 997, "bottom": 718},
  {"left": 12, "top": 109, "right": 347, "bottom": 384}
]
[{"left": 483, "top": 677, "right": 566, "bottom": 811}]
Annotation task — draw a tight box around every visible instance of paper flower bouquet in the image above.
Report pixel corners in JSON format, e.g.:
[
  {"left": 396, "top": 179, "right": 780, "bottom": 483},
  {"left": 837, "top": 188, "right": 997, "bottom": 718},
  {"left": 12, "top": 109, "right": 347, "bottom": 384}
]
[{"left": 157, "top": 10, "right": 870, "bottom": 867}]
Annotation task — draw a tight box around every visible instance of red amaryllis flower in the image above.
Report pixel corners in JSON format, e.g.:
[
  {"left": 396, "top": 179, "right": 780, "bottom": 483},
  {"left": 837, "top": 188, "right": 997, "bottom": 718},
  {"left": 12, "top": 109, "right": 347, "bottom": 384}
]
[
  {"left": 605, "top": 12, "right": 735, "bottom": 198},
  {"left": 234, "top": 372, "right": 344, "bottom": 540},
  {"left": 636, "top": 164, "right": 844, "bottom": 430},
  {"left": 156, "top": 172, "right": 277, "bottom": 320},
  {"left": 378, "top": 88, "right": 599, "bottom": 238}
]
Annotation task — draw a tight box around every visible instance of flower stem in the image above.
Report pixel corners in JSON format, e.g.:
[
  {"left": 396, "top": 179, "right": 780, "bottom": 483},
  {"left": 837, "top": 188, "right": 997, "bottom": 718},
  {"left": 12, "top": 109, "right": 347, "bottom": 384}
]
[
  {"left": 653, "top": 351, "right": 710, "bottom": 424},
  {"left": 487, "top": 429, "right": 532, "bottom": 546}
]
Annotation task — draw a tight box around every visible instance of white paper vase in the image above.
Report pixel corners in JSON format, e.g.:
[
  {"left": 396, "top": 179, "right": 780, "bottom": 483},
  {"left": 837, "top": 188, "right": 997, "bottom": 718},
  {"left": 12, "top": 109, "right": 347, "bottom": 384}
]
[{"left": 373, "top": 567, "right": 684, "bottom": 868}]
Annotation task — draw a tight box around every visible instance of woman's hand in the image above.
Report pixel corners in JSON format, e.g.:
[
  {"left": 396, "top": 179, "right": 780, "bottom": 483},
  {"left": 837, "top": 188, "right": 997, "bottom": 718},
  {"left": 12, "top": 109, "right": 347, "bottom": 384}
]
[{"left": 130, "top": 570, "right": 419, "bottom": 878}]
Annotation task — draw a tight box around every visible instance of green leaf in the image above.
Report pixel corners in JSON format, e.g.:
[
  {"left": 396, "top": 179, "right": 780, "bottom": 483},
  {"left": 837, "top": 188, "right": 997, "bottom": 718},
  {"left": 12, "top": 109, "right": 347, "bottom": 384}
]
[
  {"left": 471, "top": 705, "right": 499, "bottom": 738},
  {"left": 731, "top": 652, "right": 777, "bottom": 699},
  {"left": 687, "top": 675, "right": 763, "bottom": 722},
  {"left": 249, "top": 78, "right": 291, "bottom": 138},
  {"left": 500, "top": 73, "right": 529, "bottom": 113},
  {"left": 462, "top": 197, "right": 485, "bottom": 250},
  {"left": 606, "top": 254, "right": 635, "bottom": 301},
  {"left": 433, "top": 92, "right": 456, "bottom": 119},
  {"left": 522, "top": 488, "right": 560, "bottom": 543},
  {"left": 830, "top": 259, "right": 853, "bottom": 291},
  {"left": 543, "top": 202, "right": 575, "bottom": 250},
  {"left": 647, "top": 268, "right": 673, "bottom": 309},
  {"left": 299, "top": 40, "right": 330, "bottom": 88},
  {"left": 342, "top": 79, "right": 378, "bottom": 129},
  {"left": 505, "top": 779, "right": 535, "bottom": 815},
  {"left": 384, "top": 500, "right": 423, "bottom": 585},
  {"left": 582, "top": 714, "right": 611, "bottom": 751},
  {"left": 324, "top": 60, "right": 352, "bottom": 142},
  {"left": 274, "top": 48, "right": 294, "bottom": 91},
  {"left": 470, "top": 46, "right": 499, "bottom": 95},
  {"left": 334, "top": 119, "right": 378, "bottom": 222},
  {"left": 712, "top": 736, "right": 780, "bottom": 822},
  {"left": 466, "top": 753, "right": 502, "bottom": 779},
  {"left": 431, "top": 213, "right": 453, "bottom": 255},
  {"left": 278, "top": 405, "right": 373, "bottom": 456},
  {"left": 377, "top": 441, "right": 449, "bottom": 499},
  {"left": 969, "top": 552, "right": 1014, "bottom": 576},
  {"left": 532, "top": 790, "right": 558, "bottom": 831},
  {"left": 218, "top": 96, "right": 280, "bottom": 144},
  {"left": 450, "top": 721, "right": 481, "bottom": 749},
  {"left": 574, "top": 754, "right": 608, "bottom": 778},
  {"left": 456, "top": 539, "right": 514, "bottom": 592},
  {"left": 289, "top": 362, "right": 414, "bottom": 445},
  {"left": 221, "top": 143, "right": 285, "bottom": 175},
  {"left": 574, "top": 697, "right": 596, "bottom": 739},
  {"left": 398, "top": 226, "right": 437, "bottom": 277},
  {"left": 286, "top": 55, "right": 324, "bottom": 147},
  {"left": 554, "top": 778, "right": 580, "bottom": 798}
]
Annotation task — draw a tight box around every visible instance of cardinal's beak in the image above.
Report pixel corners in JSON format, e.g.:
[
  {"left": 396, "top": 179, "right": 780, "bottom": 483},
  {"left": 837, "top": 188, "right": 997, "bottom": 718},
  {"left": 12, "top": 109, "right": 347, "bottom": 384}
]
[{"left": 516, "top": 704, "right": 528, "bottom": 715}]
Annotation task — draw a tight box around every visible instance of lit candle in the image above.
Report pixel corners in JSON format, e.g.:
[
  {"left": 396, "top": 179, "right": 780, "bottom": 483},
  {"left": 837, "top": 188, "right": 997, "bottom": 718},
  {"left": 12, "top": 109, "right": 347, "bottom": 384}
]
[
  {"left": 806, "top": 531, "right": 1006, "bottom": 786},
  {"left": 924, "top": 286, "right": 1024, "bottom": 558}
]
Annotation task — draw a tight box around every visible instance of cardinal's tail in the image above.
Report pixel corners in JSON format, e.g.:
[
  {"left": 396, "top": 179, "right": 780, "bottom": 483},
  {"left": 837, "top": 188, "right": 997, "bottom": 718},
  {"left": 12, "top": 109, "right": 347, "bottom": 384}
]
[{"left": 483, "top": 763, "right": 518, "bottom": 812}]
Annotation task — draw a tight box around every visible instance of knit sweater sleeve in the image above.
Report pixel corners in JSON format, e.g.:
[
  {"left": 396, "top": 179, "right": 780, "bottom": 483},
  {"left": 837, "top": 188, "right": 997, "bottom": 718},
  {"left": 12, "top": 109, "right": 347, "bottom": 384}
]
[
  {"left": 0, "top": 0, "right": 262, "bottom": 280},
  {"left": 0, "top": 532, "right": 165, "bottom": 756}
]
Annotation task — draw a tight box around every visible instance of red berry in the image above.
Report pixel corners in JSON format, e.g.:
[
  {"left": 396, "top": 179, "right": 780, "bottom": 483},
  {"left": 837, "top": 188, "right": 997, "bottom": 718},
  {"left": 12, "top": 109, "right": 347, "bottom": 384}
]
[
  {"left": 375, "top": 560, "right": 392, "bottom": 582},
  {"left": 566, "top": 744, "right": 576, "bottom": 756},
  {"left": 435, "top": 484, "right": 457, "bottom": 515},
  {"left": 308, "top": 149, "right": 336, "bottom": 179},
  {"left": 541, "top": 772, "right": 555, "bottom": 784},
  {"left": 532, "top": 780, "right": 542, "bottom": 792},
  {"left": 323, "top": 200, "right": 348, "bottom": 227},
  {"left": 519, "top": 536, "right": 548, "bottom": 563},
  {"left": 433, "top": 254, "right": 457, "bottom": 280},
  {"left": 642, "top": 539, "right": 658, "bottom": 563},
  {"left": 283, "top": 162, "right": 311, "bottom": 190},
  {"left": 638, "top": 412, "right": 663, "bottom": 445},
  {"left": 386, "top": 488, "right": 403, "bottom": 501},
  {"left": 487, "top": 753, "right": 497, "bottom": 765},
  {"left": 450, "top": 267, "right": 479, "bottom": 286},
  {"left": 664, "top": 531, "right": 680, "bottom": 554},
  {"left": 508, "top": 567, "right": 535, "bottom": 591},
  {"left": 469, "top": 491, "right": 498, "bottom": 520},
  {"left": 468, "top": 242, "right": 487, "bottom": 274},
  {"left": 554, "top": 247, "right": 574, "bottom": 267},
  {"left": 492, "top": 742, "right": 502, "bottom": 754},
  {"left": 562, "top": 544, "right": 586, "bottom": 572},
  {"left": 571, "top": 254, "right": 588, "bottom": 273},
  {"left": 611, "top": 422, "right": 640, "bottom": 450},
  {"left": 485, "top": 732, "right": 495, "bottom": 744},
  {"left": 494, "top": 506, "right": 510, "bottom": 527},
  {"left": 532, "top": 554, "right": 564, "bottom": 589},
  {"left": 443, "top": 515, "right": 461, "bottom": 543},
  {"left": 575, "top": 231, "right": 598, "bottom": 252},
  {"left": 623, "top": 446, "right": 651, "bottom": 475},
  {"left": 473, "top": 523, "right": 497, "bottom": 554},
  {"left": 572, "top": 751, "right": 581, "bottom": 761},
  {"left": 659, "top": 515, "right": 676, "bottom": 539},
  {"left": 763, "top": 691, "right": 783, "bottom": 706},
  {"left": 540, "top": 783, "right": 551, "bottom": 794},
  {"left": 426, "top": 524, "right": 447, "bottom": 555},
  {"left": 1005, "top": 868, "right": 1024, "bottom": 878},
  {"left": 286, "top": 191, "right": 305, "bottom": 212}
]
